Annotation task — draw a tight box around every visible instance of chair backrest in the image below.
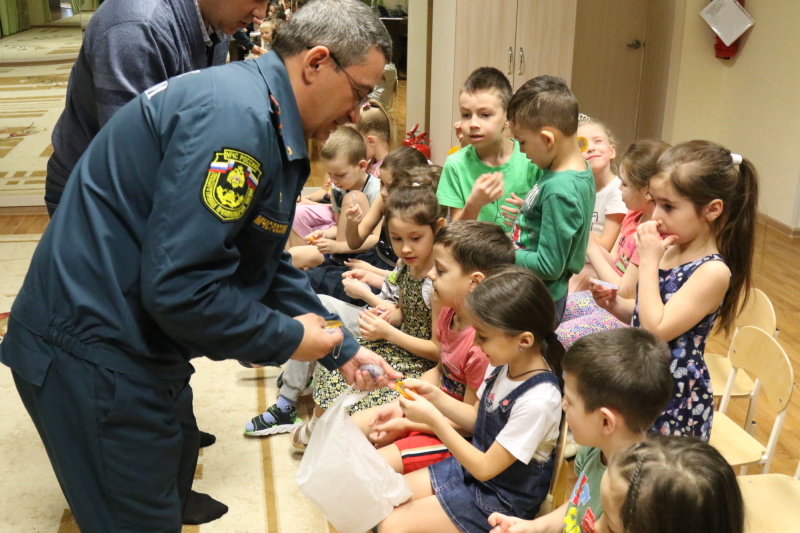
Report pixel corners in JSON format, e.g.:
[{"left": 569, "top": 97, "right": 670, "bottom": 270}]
[
  {"left": 736, "top": 288, "right": 777, "bottom": 334},
  {"left": 710, "top": 288, "right": 777, "bottom": 343},
  {"left": 728, "top": 326, "right": 793, "bottom": 412},
  {"left": 549, "top": 414, "right": 570, "bottom": 509}
]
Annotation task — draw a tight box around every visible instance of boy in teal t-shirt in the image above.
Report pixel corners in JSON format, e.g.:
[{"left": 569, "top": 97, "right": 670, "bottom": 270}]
[
  {"left": 437, "top": 67, "right": 541, "bottom": 229},
  {"left": 506, "top": 75, "right": 594, "bottom": 323}
]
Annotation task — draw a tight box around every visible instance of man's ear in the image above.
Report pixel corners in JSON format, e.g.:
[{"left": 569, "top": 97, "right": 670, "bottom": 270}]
[
  {"left": 704, "top": 199, "right": 724, "bottom": 222},
  {"left": 302, "top": 45, "right": 331, "bottom": 82}
]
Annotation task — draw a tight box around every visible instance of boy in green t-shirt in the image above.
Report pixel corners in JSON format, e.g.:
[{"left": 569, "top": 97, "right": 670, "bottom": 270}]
[
  {"left": 488, "top": 328, "right": 673, "bottom": 533},
  {"left": 507, "top": 76, "right": 595, "bottom": 323},
  {"left": 437, "top": 67, "right": 541, "bottom": 228}
]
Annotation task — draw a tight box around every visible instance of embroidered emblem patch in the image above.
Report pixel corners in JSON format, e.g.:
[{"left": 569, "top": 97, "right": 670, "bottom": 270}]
[{"left": 202, "top": 148, "right": 262, "bottom": 221}]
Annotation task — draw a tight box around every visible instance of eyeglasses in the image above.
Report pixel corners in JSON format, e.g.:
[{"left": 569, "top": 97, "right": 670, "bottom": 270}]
[{"left": 329, "top": 51, "right": 373, "bottom": 110}]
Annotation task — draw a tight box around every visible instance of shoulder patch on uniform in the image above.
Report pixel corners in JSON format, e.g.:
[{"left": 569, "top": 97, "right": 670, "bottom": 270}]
[{"left": 202, "top": 148, "right": 262, "bottom": 221}]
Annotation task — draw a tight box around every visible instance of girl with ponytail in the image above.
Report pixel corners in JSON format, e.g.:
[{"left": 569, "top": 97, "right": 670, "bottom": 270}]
[
  {"left": 380, "top": 266, "right": 563, "bottom": 532},
  {"left": 593, "top": 140, "right": 759, "bottom": 441}
]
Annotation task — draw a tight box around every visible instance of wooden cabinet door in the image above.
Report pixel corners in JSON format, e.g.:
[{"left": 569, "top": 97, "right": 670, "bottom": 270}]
[
  {"left": 451, "top": 0, "right": 518, "bottom": 131},
  {"left": 571, "top": 0, "right": 650, "bottom": 150},
  {"left": 513, "top": 0, "right": 578, "bottom": 90}
]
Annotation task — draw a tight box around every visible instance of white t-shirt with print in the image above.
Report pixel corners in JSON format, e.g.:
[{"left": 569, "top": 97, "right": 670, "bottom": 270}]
[
  {"left": 591, "top": 177, "right": 627, "bottom": 234},
  {"left": 476, "top": 365, "right": 561, "bottom": 464}
]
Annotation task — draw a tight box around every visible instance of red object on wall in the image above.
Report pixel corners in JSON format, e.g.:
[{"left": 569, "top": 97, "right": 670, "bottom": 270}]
[
  {"left": 715, "top": 0, "right": 743, "bottom": 59},
  {"left": 403, "top": 124, "right": 431, "bottom": 160}
]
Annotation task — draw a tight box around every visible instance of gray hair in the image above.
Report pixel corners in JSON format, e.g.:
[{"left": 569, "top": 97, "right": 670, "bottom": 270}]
[{"left": 271, "top": 0, "right": 392, "bottom": 67}]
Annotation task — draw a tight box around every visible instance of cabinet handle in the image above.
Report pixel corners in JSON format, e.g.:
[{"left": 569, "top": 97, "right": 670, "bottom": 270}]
[
  {"left": 518, "top": 47, "right": 524, "bottom": 76},
  {"left": 507, "top": 47, "right": 513, "bottom": 75}
]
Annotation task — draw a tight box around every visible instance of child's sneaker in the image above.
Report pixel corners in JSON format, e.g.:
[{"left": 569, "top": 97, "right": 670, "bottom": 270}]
[{"left": 244, "top": 404, "right": 301, "bottom": 437}]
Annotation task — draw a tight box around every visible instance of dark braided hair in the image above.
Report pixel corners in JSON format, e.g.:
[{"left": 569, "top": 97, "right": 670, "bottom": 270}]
[{"left": 611, "top": 436, "right": 744, "bottom": 533}]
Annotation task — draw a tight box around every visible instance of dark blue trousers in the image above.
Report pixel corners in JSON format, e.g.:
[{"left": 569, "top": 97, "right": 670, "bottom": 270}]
[{"left": 12, "top": 343, "right": 198, "bottom": 533}]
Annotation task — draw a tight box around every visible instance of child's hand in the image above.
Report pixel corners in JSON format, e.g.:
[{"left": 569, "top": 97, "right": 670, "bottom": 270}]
[
  {"left": 453, "top": 121, "right": 464, "bottom": 144},
  {"left": 500, "top": 192, "right": 524, "bottom": 227},
  {"left": 342, "top": 277, "right": 372, "bottom": 300},
  {"left": 342, "top": 268, "right": 369, "bottom": 281},
  {"left": 344, "top": 201, "right": 364, "bottom": 224},
  {"left": 400, "top": 378, "right": 440, "bottom": 402},
  {"left": 370, "top": 400, "right": 404, "bottom": 428},
  {"left": 467, "top": 172, "right": 505, "bottom": 209},
  {"left": 343, "top": 258, "right": 371, "bottom": 271},
  {"left": 590, "top": 278, "right": 618, "bottom": 311},
  {"left": 398, "top": 387, "right": 442, "bottom": 426},
  {"left": 313, "top": 237, "right": 339, "bottom": 254},
  {"left": 635, "top": 220, "right": 678, "bottom": 265},
  {"left": 358, "top": 309, "right": 394, "bottom": 340},
  {"left": 488, "top": 512, "right": 537, "bottom": 533},
  {"left": 305, "top": 230, "right": 325, "bottom": 244},
  {"left": 369, "top": 402, "right": 409, "bottom": 445},
  {"left": 367, "top": 305, "right": 393, "bottom": 322}
]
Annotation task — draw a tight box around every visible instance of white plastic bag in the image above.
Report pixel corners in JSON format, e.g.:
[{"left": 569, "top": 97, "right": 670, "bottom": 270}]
[{"left": 296, "top": 389, "right": 412, "bottom": 533}]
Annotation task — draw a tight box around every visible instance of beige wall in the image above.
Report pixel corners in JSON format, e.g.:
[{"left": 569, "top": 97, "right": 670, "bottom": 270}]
[{"left": 664, "top": 0, "right": 800, "bottom": 228}]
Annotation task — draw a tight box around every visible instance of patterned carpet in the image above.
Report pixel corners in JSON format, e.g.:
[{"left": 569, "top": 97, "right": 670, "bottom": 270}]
[
  {"left": 0, "top": 26, "right": 81, "bottom": 207},
  {"left": 0, "top": 235, "right": 339, "bottom": 532}
]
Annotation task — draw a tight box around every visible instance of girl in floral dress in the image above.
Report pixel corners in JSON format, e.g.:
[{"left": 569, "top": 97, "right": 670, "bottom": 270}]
[
  {"left": 593, "top": 141, "right": 759, "bottom": 441},
  {"left": 292, "top": 174, "right": 446, "bottom": 447}
]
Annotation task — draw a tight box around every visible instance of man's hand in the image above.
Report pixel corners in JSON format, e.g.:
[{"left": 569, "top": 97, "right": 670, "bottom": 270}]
[
  {"left": 338, "top": 347, "right": 403, "bottom": 390},
  {"left": 290, "top": 313, "right": 343, "bottom": 362}
]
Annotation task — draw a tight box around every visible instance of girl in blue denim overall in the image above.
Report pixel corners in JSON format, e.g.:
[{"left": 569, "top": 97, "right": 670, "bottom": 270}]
[{"left": 378, "top": 266, "right": 565, "bottom": 533}]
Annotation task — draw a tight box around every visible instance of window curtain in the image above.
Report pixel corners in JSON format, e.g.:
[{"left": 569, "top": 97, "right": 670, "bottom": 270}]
[
  {"left": 70, "top": 0, "right": 80, "bottom": 13},
  {"left": 0, "top": 0, "right": 20, "bottom": 36}
]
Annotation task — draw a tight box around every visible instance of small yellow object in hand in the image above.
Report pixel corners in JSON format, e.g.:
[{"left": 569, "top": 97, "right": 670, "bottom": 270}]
[{"left": 394, "top": 380, "right": 413, "bottom": 400}]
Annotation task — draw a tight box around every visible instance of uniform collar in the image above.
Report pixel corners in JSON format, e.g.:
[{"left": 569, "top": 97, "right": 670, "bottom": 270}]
[{"left": 255, "top": 52, "right": 308, "bottom": 161}]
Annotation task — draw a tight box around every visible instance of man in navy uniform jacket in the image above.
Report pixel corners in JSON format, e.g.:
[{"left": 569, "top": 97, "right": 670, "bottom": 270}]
[{"left": 1, "top": 1, "right": 398, "bottom": 531}]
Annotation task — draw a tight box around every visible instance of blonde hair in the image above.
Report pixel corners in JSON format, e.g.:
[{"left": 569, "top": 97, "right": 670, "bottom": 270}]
[
  {"left": 356, "top": 99, "right": 393, "bottom": 148},
  {"left": 320, "top": 126, "right": 367, "bottom": 165}
]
